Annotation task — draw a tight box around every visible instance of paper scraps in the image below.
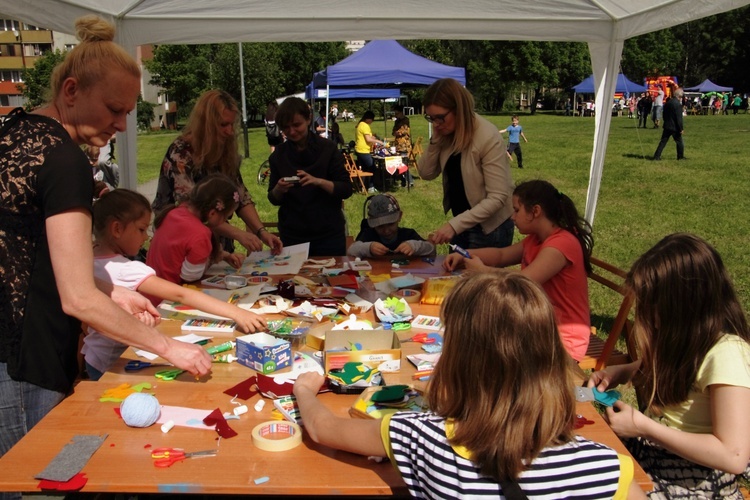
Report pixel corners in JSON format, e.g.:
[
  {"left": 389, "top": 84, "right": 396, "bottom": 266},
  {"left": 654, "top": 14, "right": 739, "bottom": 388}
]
[
  {"left": 99, "top": 382, "right": 152, "bottom": 403},
  {"left": 35, "top": 434, "right": 108, "bottom": 482}
]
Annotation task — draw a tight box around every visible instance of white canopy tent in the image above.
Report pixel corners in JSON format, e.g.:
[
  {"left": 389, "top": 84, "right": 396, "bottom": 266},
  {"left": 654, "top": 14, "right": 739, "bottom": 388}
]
[{"left": 2, "top": 0, "right": 749, "bottom": 224}]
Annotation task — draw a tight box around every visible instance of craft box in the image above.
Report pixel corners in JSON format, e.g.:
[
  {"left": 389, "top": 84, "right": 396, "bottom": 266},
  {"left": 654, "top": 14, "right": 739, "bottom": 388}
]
[
  {"left": 324, "top": 330, "right": 401, "bottom": 373},
  {"left": 236, "top": 332, "right": 292, "bottom": 374}
]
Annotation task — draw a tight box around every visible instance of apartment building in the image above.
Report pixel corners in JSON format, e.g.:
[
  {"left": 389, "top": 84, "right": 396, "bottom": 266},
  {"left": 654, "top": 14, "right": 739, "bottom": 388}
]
[{"left": 0, "top": 17, "right": 77, "bottom": 116}]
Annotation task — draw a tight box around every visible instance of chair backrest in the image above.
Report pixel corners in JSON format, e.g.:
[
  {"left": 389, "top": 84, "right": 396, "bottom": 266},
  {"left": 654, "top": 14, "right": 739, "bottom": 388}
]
[{"left": 580, "top": 256, "right": 637, "bottom": 371}]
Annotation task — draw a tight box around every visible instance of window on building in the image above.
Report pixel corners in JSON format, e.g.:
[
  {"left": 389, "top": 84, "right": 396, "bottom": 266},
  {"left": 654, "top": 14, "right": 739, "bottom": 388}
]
[
  {"left": 0, "top": 95, "right": 9, "bottom": 107},
  {"left": 0, "top": 71, "right": 23, "bottom": 82},
  {"left": 8, "top": 95, "right": 25, "bottom": 107},
  {"left": 0, "top": 19, "right": 21, "bottom": 32},
  {"left": 0, "top": 44, "right": 18, "bottom": 57},
  {"left": 64, "top": 44, "right": 76, "bottom": 51}
]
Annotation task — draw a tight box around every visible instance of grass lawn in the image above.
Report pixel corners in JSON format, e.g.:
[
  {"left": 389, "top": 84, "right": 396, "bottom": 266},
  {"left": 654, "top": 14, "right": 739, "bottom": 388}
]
[{"left": 137, "top": 110, "right": 750, "bottom": 318}]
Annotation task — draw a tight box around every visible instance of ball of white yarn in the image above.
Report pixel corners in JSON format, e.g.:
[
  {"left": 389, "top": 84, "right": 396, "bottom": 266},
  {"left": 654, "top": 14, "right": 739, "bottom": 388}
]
[{"left": 120, "top": 393, "right": 161, "bottom": 428}]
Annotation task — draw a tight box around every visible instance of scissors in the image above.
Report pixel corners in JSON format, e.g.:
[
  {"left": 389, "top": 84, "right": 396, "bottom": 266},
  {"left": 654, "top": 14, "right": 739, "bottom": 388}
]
[
  {"left": 155, "top": 368, "right": 185, "bottom": 381},
  {"left": 421, "top": 257, "right": 435, "bottom": 266},
  {"left": 251, "top": 271, "right": 269, "bottom": 276},
  {"left": 151, "top": 447, "right": 218, "bottom": 468},
  {"left": 403, "top": 333, "right": 437, "bottom": 344},
  {"left": 125, "top": 360, "right": 171, "bottom": 371}
]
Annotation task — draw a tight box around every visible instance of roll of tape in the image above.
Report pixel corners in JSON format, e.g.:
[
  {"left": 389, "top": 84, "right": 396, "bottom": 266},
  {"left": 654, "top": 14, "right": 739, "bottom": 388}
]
[
  {"left": 392, "top": 289, "right": 421, "bottom": 303},
  {"left": 251, "top": 421, "right": 302, "bottom": 452},
  {"left": 247, "top": 276, "right": 273, "bottom": 285}
]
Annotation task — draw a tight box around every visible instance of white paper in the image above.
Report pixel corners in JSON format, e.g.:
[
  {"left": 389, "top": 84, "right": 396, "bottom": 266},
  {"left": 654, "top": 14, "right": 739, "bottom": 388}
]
[{"left": 133, "top": 333, "right": 212, "bottom": 359}]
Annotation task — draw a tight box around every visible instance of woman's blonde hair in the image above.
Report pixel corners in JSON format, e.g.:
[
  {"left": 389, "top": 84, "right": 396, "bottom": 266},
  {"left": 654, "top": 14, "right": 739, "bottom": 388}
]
[
  {"left": 429, "top": 270, "right": 575, "bottom": 481},
  {"left": 49, "top": 15, "right": 140, "bottom": 101},
  {"left": 423, "top": 78, "right": 476, "bottom": 154},
  {"left": 180, "top": 89, "right": 240, "bottom": 177}
]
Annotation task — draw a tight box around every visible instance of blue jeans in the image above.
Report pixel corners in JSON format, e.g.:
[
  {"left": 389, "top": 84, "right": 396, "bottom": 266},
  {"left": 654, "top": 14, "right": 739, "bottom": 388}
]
[
  {"left": 451, "top": 217, "right": 515, "bottom": 250},
  {"left": 0, "top": 363, "right": 65, "bottom": 500},
  {"left": 355, "top": 153, "right": 375, "bottom": 189}
]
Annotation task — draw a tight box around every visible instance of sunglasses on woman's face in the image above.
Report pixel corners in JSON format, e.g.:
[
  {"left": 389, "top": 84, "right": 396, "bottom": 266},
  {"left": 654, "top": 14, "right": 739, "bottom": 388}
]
[{"left": 424, "top": 110, "right": 452, "bottom": 125}]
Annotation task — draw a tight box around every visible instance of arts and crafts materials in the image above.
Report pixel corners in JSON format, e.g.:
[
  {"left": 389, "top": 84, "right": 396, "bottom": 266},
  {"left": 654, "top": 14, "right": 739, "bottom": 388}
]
[
  {"left": 403, "top": 333, "right": 438, "bottom": 344},
  {"left": 181, "top": 318, "right": 236, "bottom": 334},
  {"left": 411, "top": 315, "right": 443, "bottom": 331},
  {"left": 120, "top": 393, "right": 161, "bottom": 428},
  {"left": 273, "top": 396, "right": 302, "bottom": 424},
  {"left": 449, "top": 244, "right": 471, "bottom": 258},
  {"left": 151, "top": 447, "right": 218, "bottom": 468},
  {"left": 392, "top": 289, "right": 421, "bottom": 303},
  {"left": 124, "top": 360, "right": 171, "bottom": 371},
  {"left": 211, "top": 353, "right": 237, "bottom": 363},
  {"left": 154, "top": 369, "right": 185, "bottom": 381},
  {"left": 160, "top": 420, "right": 175, "bottom": 433},
  {"left": 206, "top": 340, "right": 235, "bottom": 356},
  {"left": 201, "top": 275, "right": 227, "bottom": 289},
  {"left": 34, "top": 435, "right": 108, "bottom": 483},
  {"left": 251, "top": 421, "right": 303, "bottom": 452}
]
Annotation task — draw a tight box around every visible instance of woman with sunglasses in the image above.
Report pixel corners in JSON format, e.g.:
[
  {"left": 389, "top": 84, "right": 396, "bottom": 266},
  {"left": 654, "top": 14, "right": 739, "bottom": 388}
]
[{"left": 418, "top": 78, "right": 515, "bottom": 250}]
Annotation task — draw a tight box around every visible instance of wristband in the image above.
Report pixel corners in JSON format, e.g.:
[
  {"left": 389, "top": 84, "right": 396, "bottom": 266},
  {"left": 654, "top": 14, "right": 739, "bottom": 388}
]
[{"left": 256, "top": 226, "right": 267, "bottom": 237}]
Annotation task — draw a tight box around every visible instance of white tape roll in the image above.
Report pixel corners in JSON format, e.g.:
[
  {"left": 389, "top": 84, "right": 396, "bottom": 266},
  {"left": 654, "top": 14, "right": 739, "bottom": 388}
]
[
  {"left": 160, "top": 420, "right": 175, "bottom": 433},
  {"left": 251, "top": 421, "right": 303, "bottom": 452},
  {"left": 392, "top": 289, "right": 421, "bottom": 304}
]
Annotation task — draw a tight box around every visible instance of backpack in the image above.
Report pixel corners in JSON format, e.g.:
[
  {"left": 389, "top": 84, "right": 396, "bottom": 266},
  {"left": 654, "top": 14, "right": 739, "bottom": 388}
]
[{"left": 265, "top": 120, "right": 281, "bottom": 139}]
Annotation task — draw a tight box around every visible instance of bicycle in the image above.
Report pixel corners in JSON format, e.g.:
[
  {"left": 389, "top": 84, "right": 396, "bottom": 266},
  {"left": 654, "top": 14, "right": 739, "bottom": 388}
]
[{"left": 257, "top": 159, "right": 270, "bottom": 185}]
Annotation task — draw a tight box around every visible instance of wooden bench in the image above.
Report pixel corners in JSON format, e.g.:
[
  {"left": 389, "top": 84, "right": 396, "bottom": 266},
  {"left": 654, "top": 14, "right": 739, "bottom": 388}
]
[{"left": 579, "top": 256, "right": 636, "bottom": 371}]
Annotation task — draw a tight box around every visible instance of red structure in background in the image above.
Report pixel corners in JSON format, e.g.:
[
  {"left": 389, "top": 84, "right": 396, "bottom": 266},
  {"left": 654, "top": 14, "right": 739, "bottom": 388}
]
[{"left": 645, "top": 76, "right": 678, "bottom": 98}]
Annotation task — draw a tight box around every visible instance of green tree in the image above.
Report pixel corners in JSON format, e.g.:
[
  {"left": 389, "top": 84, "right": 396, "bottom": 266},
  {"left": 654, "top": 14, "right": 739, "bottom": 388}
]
[
  {"left": 144, "top": 44, "right": 219, "bottom": 110},
  {"left": 136, "top": 95, "right": 155, "bottom": 131},
  {"left": 19, "top": 49, "right": 66, "bottom": 110}
]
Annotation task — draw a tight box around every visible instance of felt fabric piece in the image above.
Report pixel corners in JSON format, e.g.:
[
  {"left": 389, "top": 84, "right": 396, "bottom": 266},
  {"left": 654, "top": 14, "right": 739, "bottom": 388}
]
[
  {"left": 223, "top": 376, "right": 259, "bottom": 400},
  {"left": 37, "top": 472, "right": 88, "bottom": 491},
  {"left": 35, "top": 434, "right": 108, "bottom": 482},
  {"left": 99, "top": 382, "right": 152, "bottom": 402},
  {"left": 203, "top": 408, "right": 238, "bottom": 438}
]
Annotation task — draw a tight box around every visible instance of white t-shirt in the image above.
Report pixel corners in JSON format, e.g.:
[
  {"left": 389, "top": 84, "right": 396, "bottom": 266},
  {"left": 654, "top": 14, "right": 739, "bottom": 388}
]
[{"left": 81, "top": 254, "right": 155, "bottom": 373}]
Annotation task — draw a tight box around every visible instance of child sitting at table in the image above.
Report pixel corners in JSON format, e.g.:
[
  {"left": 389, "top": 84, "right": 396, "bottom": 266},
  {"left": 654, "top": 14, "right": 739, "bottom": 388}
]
[
  {"left": 147, "top": 174, "right": 246, "bottom": 288},
  {"left": 82, "top": 188, "right": 265, "bottom": 380},
  {"left": 588, "top": 234, "right": 750, "bottom": 498},
  {"left": 293, "top": 271, "right": 643, "bottom": 499},
  {"left": 347, "top": 194, "right": 435, "bottom": 258},
  {"left": 443, "top": 179, "right": 592, "bottom": 362}
]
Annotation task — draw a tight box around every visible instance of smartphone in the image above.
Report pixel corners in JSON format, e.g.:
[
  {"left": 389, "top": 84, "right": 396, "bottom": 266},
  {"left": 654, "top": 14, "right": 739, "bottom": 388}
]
[{"left": 282, "top": 176, "right": 301, "bottom": 184}]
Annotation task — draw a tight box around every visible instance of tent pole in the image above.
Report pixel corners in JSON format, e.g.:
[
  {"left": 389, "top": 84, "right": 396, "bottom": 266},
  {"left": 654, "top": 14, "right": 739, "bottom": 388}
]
[{"left": 238, "top": 42, "right": 249, "bottom": 158}]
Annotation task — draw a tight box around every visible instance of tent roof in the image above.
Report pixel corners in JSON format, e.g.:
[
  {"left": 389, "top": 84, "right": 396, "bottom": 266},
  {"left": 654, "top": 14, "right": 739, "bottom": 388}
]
[
  {"left": 684, "top": 79, "right": 734, "bottom": 92},
  {"left": 572, "top": 74, "right": 647, "bottom": 94},
  {"left": 311, "top": 40, "right": 465, "bottom": 88},
  {"left": 2, "top": 1, "right": 748, "bottom": 46}
]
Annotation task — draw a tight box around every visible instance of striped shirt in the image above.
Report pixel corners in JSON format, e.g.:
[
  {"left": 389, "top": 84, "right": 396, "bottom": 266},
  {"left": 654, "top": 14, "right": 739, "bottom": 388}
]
[{"left": 383, "top": 412, "right": 630, "bottom": 499}]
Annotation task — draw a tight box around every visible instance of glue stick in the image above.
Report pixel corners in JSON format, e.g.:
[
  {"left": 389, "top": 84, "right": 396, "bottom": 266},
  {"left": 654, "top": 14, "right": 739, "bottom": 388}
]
[
  {"left": 206, "top": 340, "right": 235, "bottom": 355},
  {"left": 212, "top": 353, "right": 238, "bottom": 363}
]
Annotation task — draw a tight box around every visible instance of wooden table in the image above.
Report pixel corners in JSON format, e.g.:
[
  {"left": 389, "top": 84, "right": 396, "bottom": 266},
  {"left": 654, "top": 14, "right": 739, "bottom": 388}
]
[{"left": 0, "top": 256, "right": 651, "bottom": 495}]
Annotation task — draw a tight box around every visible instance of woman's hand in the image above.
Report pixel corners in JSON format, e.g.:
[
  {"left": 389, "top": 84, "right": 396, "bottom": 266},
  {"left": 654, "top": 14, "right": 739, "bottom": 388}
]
[
  {"left": 443, "top": 253, "right": 465, "bottom": 271},
  {"left": 233, "top": 310, "right": 267, "bottom": 333},
  {"left": 110, "top": 285, "right": 161, "bottom": 326},
  {"left": 234, "top": 231, "right": 264, "bottom": 253},
  {"left": 587, "top": 362, "right": 639, "bottom": 392},
  {"left": 294, "top": 371, "right": 326, "bottom": 397},
  {"left": 297, "top": 171, "right": 320, "bottom": 188},
  {"left": 603, "top": 401, "right": 649, "bottom": 439},
  {"left": 162, "top": 338, "right": 213, "bottom": 377},
  {"left": 394, "top": 242, "right": 414, "bottom": 256},
  {"left": 370, "top": 242, "right": 389, "bottom": 256},
  {"left": 428, "top": 223, "right": 456, "bottom": 245},
  {"left": 273, "top": 178, "right": 294, "bottom": 197},
  {"left": 260, "top": 230, "right": 283, "bottom": 255}
]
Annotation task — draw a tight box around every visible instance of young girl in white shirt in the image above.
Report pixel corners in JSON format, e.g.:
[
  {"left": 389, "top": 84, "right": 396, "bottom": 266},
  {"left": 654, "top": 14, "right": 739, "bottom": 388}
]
[{"left": 82, "top": 188, "right": 265, "bottom": 380}]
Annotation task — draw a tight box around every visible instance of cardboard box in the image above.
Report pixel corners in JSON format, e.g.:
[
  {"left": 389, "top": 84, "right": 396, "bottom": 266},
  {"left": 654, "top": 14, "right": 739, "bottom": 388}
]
[
  {"left": 236, "top": 332, "right": 291, "bottom": 374},
  {"left": 324, "top": 330, "right": 401, "bottom": 373}
]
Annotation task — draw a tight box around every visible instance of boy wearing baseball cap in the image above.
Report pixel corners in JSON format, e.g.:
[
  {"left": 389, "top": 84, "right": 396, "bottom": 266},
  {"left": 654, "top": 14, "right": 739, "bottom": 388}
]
[{"left": 348, "top": 194, "right": 435, "bottom": 258}]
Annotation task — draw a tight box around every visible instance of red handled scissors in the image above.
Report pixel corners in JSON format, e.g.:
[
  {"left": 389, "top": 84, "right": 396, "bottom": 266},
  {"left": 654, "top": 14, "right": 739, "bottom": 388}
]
[
  {"left": 151, "top": 447, "right": 218, "bottom": 467},
  {"left": 404, "top": 333, "right": 439, "bottom": 344}
]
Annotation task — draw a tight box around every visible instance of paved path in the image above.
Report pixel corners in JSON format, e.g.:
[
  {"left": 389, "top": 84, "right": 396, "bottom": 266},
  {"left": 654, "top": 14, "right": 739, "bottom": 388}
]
[{"left": 136, "top": 178, "right": 158, "bottom": 204}]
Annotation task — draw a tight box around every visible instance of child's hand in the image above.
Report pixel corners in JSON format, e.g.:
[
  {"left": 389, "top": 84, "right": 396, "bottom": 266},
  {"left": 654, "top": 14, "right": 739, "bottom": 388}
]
[
  {"left": 293, "top": 371, "right": 326, "bottom": 397},
  {"left": 370, "top": 242, "right": 389, "bottom": 256},
  {"left": 463, "top": 255, "right": 488, "bottom": 272},
  {"left": 587, "top": 369, "right": 614, "bottom": 392},
  {"left": 225, "top": 252, "right": 244, "bottom": 269},
  {"left": 394, "top": 242, "right": 414, "bottom": 256},
  {"left": 603, "top": 401, "right": 648, "bottom": 439},
  {"left": 443, "top": 253, "right": 465, "bottom": 271},
  {"left": 232, "top": 309, "right": 267, "bottom": 333}
]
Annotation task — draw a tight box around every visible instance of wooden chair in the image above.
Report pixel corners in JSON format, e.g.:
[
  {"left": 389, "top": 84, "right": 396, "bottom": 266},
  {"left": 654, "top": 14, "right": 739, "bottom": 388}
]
[
  {"left": 407, "top": 136, "right": 423, "bottom": 169},
  {"left": 579, "top": 256, "right": 637, "bottom": 371},
  {"left": 343, "top": 151, "right": 373, "bottom": 195}
]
